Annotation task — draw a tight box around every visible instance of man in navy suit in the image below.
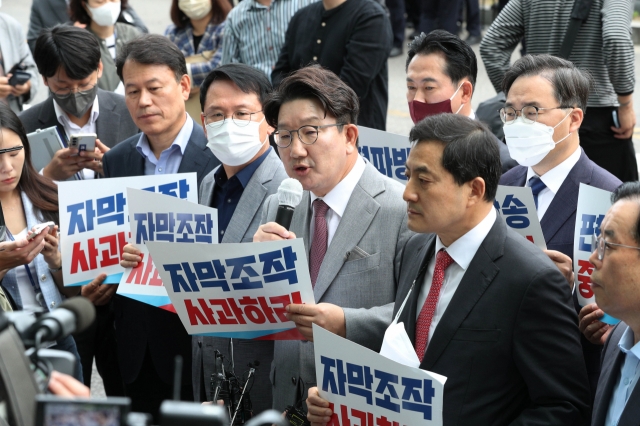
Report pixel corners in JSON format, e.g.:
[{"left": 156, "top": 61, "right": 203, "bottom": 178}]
[
  {"left": 498, "top": 54, "right": 622, "bottom": 398},
  {"left": 101, "top": 34, "right": 219, "bottom": 422},
  {"left": 588, "top": 182, "right": 640, "bottom": 426}
]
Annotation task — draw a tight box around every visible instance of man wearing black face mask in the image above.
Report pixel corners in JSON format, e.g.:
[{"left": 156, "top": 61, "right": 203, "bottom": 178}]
[
  {"left": 19, "top": 25, "right": 138, "bottom": 182},
  {"left": 405, "top": 31, "right": 517, "bottom": 173}
]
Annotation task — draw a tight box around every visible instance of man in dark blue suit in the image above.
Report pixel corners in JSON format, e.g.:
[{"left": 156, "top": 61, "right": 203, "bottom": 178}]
[
  {"left": 499, "top": 55, "right": 621, "bottom": 399},
  {"left": 101, "top": 34, "right": 219, "bottom": 422}
]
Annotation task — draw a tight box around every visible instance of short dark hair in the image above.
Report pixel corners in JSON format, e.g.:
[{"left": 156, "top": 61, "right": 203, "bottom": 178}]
[
  {"left": 68, "top": 0, "right": 129, "bottom": 26},
  {"left": 116, "top": 34, "right": 187, "bottom": 82},
  {"left": 406, "top": 30, "right": 477, "bottom": 90},
  {"left": 611, "top": 182, "right": 640, "bottom": 245},
  {"left": 200, "top": 64, "right": 272, "bottom": 111},
  {"left": 502, "top": 54, "right": 592, "bottom": 111},
  {"left": 409, "top": 114, "right": 501, "bottom": 201},
  {"left": 263, "top": 65, "right": 359, "bottom": 128},
  {"left": 34, "top": 25, "right": 101, "bottom": 80},
  {"left": 170, "top": 0, "right": 230, "bottom": 29}
]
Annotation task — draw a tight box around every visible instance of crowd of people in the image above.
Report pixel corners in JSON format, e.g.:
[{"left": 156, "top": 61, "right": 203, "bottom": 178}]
[{"left": 0, "top": 0, "right": 638, "bottom": 425}]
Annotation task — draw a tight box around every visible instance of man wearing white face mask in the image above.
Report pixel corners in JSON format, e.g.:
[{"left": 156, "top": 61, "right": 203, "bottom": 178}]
[
  {"left": 499, "top": 54, "right": 621, "bottom": 400},
  {"left": 120, "top": 63, "right": 287, "bottom": 414}
]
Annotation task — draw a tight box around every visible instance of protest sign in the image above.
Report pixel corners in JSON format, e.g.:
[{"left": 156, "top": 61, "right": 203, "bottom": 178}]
[
  {"left": 117, "top": 188, "right": 218, "bottom": 310},
  {"left": 574, "top": 184, "right": 619, "bottom": 325},
  {"left": 357, "top": 126, "right": 411, "bottom": 185},
  {"left": 314, "top": 324, "right": 446, "bottom": 425},
  {"left": 494, "top": 185, "right": 547, "bottom": 250},
  {"left": 145, "top": 238, "right": 315, "bottom": 339},
  {"left": 58, "top": 173, "right": 198, "bottom": 287}
]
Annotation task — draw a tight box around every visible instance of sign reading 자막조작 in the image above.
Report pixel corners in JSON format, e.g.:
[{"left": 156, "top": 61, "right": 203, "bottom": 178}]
[
  {"left": 494, "top": 185, "right": 546, "bottom": 250},
  {"left": 145, "top": 238, "right": 315, "bottom": 340},
  {"left": 314, "top": 324, "right": 446, "bottom": 426},
  {"left": 573, "top": 183, "right": 619, "bottom": 325},
  {"left": 357, "top": 126, "right": 411, "bottom": 185},
  {"left": 117, "top": 188, "right": 218, "bottom": 311},
  {"left": 58, "top": 173, "right": 198, "bottom": 287}
]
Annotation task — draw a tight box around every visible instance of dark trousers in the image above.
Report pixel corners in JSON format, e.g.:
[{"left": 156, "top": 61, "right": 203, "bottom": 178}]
[
  {"left": 51, "top": 334, "right": 83, "bottom": 383},
  {"left": 579, "top": 106, "right": 639, "bottom": 182},
  {"left": 418, "top": 0, "right": 463, "bottom": 35},
  {"left": 74, "top": 301, "right": 125, "bottom": 396},
  {"left": 388, "top": 0, "right": 407, "bottom": 47},
  {"left": 458, "top": 0, "right": 480, "bottom": 36},
  {"left": 405, "top": 0, "right": 420, "bottom": 28},
  {"left": 124, "top": 348, "right": 194, "bottom": 424}
]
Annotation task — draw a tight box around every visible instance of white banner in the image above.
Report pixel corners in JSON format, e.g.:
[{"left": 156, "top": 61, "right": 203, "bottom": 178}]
[
  {"left": 314, "top": 324, "right": 446, "bottom": 425},
  {"left": 573, "top": 184, "right": 619, "bottom": 325},
  {"left": 494, "top": 185, "right": 547, "bottom": 250},
  {"left": 357, "top": 126, "right": 411, "bottom": 185},
  {"left": 145, "top": 239, "right": 315, "bottom": 340},
  {"left": 58, "top": 173, "right": 198, "bottom": 287},
  {"left": 117, "top": 188, "right": 218, "bottom": 310}
]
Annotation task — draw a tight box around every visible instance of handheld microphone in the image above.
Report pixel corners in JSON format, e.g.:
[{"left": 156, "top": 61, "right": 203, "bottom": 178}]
[
  {"left": 27, "top": 297, "right": 96, "bottom": 344},
  {"left": 275, "top": 179, "right": 304, "bottom": 230}
]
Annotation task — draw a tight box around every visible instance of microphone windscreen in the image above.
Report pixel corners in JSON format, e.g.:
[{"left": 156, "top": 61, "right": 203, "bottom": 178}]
[
  {"left": 277, "top": 178, "right": 303, "bottom": 208},
  {"left": 58, "top": 297, "right": 96, "bottom": 334}
]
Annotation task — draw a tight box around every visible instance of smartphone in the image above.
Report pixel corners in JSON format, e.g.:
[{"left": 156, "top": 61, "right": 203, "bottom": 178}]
[
  {"left": 0, "top": 200, "right": 6, "bottom": 242},
  {"left": 612, "top": 110, "right": 621, "bottom": 128},
  {"left": 8, "top": 71, "right": 30, "bottom": 87},
  {"left": 69, "top": 133, "right": 97, "bottom": 154},
  {"left": 27, "top": 221, "right": 55, "bottom": 240}
]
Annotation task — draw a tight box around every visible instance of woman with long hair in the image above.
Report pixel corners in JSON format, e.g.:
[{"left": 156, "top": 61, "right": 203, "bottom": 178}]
[{"left": 0, "top": 103, "right": 83, "bottom": 380}]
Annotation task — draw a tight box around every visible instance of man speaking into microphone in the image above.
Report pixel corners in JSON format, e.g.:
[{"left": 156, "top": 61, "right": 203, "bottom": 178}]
[{"left": 253, "top": 65, "right": 412, "bottom": 412}]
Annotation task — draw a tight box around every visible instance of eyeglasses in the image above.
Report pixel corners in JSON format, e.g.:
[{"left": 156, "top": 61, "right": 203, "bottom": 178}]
[
  {"left": 500, "top": 105, "right": 573, "bottom": 124},
  {"left": 51, "top": 83, "right": 96, "bottom": 98},
  {"left": 204, "top": 110, "right": 263, "bottom": 128},
  {"left": 592, "top": 235, "right": 640, "bottom": 261},
  {"left": 273, "top": 124, "right": 345, "bottom": 148}
]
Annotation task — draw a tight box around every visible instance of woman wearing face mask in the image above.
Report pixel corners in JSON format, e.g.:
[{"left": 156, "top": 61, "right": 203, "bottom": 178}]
[
  {"left": 165, "top": 0, "right": 231, "bottom": 122},
  {"left": 0, "top": 103, "right": 83, "bottom": 380},
  {"left": 69, "top": 0, "right": 142, "bottom": 95}
]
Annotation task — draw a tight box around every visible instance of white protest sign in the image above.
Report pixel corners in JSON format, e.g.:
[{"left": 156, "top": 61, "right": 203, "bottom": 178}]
[
  {"left": 494, "top": 185, "right": 547, "bottom": 250},
  {"left": 58, "top": 173, "right": 198, "bottom": 287},
  {"left": 117, "top": 188, "right": 218, "bottom": 310},
  {"left": 573, "top": 184, "right": 619, "bottom": 325},
  {"left": 357, "top": 126, "right": 411, "bottom": 185},
  {"left": 145, "top": 238, "right": 315, "bottom": 340},
  {"left": 314, "top": 324, "right": 446, "bottom": 425}
]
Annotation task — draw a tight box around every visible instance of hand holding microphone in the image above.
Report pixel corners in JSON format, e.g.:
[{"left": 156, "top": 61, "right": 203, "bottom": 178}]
[{"left": 254, "top": 178, "right": 303, "bottom": 242}]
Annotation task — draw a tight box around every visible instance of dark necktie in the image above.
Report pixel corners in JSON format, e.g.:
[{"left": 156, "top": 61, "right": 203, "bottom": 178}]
[
  {"left": 528, "top": 176, "right": 547, "bottom": 210},
  {"left": 309, "top": 199, "right": 330, "bottom": 288}
]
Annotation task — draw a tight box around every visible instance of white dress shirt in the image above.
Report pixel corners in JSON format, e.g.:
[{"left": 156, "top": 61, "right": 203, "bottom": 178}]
[
  {"left": 415, "top": 208, "right": 497, "bottom": 348},
  {"left": 309, "top": 155, "right": 366, "bottom": 247},
  {"left": 526, "top": 146, "right": 581, "bottom": 219},
  {"left": 53, "top": 95, "right": 99, "bottom": 179}
]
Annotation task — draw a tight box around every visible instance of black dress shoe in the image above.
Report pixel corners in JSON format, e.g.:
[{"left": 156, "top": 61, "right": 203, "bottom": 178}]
[
  {"left": 466, "top": 34, "right": 482, "bottom": 45},
  {"left": 389, "top": 46, "right": 403, "bottom": 58}
]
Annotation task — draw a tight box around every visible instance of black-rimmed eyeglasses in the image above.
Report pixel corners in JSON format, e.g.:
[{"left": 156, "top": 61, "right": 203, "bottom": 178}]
[
  {"left": 273, "top": 124, "right": 345, "bottom": 148},
  {"left": 500, "top": 105, "right": 573, "bottom": 124}
]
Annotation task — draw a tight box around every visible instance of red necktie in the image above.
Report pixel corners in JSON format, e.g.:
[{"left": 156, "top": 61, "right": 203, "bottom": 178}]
[
  {"left": 309, "top": 199, "right": 330, "bottom": 288},
  {"left": 415, "top": 249, "right": 455, "bottom": 362}
]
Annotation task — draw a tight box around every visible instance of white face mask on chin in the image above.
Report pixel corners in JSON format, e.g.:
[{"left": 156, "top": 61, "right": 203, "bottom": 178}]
[
  {"left": 206, "top": 118, "right": 267, "bottom": 167},
  {"left": 503, "top": 113, "right": 572, "bottom": 167}
]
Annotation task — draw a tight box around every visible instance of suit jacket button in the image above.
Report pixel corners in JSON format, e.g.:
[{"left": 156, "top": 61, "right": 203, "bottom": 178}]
[
  {"left": 50, "top": 301, "right": 56, "bottom": 308},
  {"left": 198, "top": 341, "right": 202, "bottom": 347},
  {"left": 291, "top": 377, "right": 297, "bottom": 385}
]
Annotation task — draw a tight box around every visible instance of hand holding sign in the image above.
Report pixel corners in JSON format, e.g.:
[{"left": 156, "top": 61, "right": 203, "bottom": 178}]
[
  {"left": 307, "top": 387, "right": 333, "bottom": 425},
  {"left": 120, "top": 244, "right": 143, "bottom": 268},
  {"left": 286, "top": 303, "right": 346, "bottom": 341},
  {"left": 578, "top": 304, "right": 612, "bottom": 345},
  {"left": 544, "top": 250, "right": 574, "bottom": 291}
]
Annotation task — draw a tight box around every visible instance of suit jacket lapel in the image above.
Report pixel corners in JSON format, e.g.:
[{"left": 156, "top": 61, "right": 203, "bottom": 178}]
[
  {"left": 593, "top": 324, "right": 627, "bottom": 425},
  {"left": 291, "top": 192, "right": 312, "bottom": 259},
  {"left": 37, "top": 98, "right": 66, "bottom": 140},
  {"left": 539, "top": 151, "right": 591, "bottom": 242},
  {"left": 313, "top": 165, "right": 383, "bottom": 302},
  {"left": 420, "top": 218, "right": 504, "bottom": 370},
  {"left": 95, "top": 90, "right": 120, "bottom": 147},
  {"left": 221, "top": 151, "right": 279, "bottom": 243},
  {"left": 501, "top": 166, "right": 527, "bottom": 187},
  {"left": 178, "top": 121, "right": 207, "bottom": 175}
]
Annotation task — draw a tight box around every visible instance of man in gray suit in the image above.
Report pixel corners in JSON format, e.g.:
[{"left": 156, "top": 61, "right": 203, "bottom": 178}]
[
  {"left": 122, "top": 63, "right": 288, "bottom": 414},
  {"left": 20, "top": 25, "right": 138, "bottom": 182},
  {"left": 254, "top": 65, "right": 412, "bottom": 412},
  {"left": 586, "top": 182, "right": 640, "bottom": 426}
]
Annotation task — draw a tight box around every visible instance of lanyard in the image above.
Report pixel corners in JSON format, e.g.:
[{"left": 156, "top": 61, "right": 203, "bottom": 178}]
[{"left": 6, "top": 228, "right": 45, "bottom": 308}]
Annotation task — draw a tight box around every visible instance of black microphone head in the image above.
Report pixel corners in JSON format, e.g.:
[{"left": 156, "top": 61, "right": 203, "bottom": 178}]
[
  {"left": 58, "top": 297, "right": 95, "bottom": 334},
  {"left": 277, "top": 178, "right": 303, "bottom": 208}
]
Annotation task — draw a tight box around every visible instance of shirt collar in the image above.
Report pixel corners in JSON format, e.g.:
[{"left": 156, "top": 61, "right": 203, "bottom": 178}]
[
  {"left": 53, "top": 95, "right": 100, "bottom": 127},
  {"left": 136, "top": 114, "right": 192, "bottom": 159},
  {"left": 435, "top": 207, "right": 497, "bottom": 271},
  {"left": 526, "top": 146, "right": 581, "bottom": 194},
  {"left": 214, "top": 146, "right": 272, "bottom": 188},
  {"left": 467, "top": 110, "right": 476, "bottom": 120},
  {"left": 310, "top": 155, "right": 366, "bottom": 219},
  {"left": 248, "top": 0, "right": 279, "bottom": 10},
  {"left": 618, "top": 325, "right": 640, "bottom": 359}
]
